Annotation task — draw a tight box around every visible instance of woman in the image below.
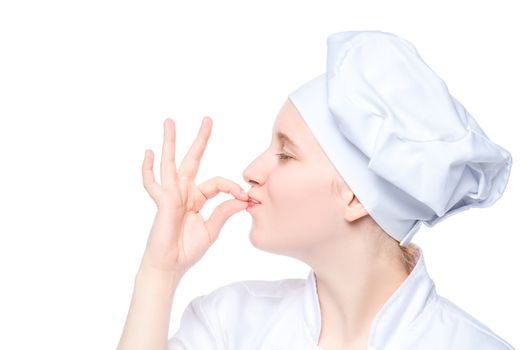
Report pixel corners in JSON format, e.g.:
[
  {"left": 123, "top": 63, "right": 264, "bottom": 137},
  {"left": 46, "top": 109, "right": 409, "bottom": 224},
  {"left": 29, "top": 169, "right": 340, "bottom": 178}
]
[{"left": 117, "top": 31, "right": 514, "bottom": 349}]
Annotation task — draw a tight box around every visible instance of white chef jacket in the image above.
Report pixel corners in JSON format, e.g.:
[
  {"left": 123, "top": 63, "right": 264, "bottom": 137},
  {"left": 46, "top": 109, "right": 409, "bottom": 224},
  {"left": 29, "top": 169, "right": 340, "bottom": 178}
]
[{"left": 167, "top": 246, "right": 514, "bottom": 349}]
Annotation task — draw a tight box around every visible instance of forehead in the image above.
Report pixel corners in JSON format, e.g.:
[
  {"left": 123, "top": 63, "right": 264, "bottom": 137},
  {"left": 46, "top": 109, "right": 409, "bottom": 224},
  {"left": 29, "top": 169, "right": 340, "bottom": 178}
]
[
  {"left": 271, "top": 99, "right": 336, "bottom": 169},
  {"left": 271, "top": 99, "right": 327, "bottom": 159},
  {"left": 272, "top": 99, "right": 307, "bottom": 136}
]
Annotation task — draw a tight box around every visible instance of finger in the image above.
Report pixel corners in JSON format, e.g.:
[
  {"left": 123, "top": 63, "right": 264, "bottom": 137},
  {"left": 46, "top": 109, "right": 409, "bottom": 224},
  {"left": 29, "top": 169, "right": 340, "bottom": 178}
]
[
  {"left": 161, "top": 118, "right": 177, "bottom": 187},
  {"left": 198, "top": 176, "right": 249, "bottom": 202},
  {"left": 205, "top": 198, "right": 249, "bottom": 243},
  {"left": 142, "top": 149, "right": 162, "bottom": 200},
  {"left": 178, "top": 117, "right": 212, "bottom": 181}
]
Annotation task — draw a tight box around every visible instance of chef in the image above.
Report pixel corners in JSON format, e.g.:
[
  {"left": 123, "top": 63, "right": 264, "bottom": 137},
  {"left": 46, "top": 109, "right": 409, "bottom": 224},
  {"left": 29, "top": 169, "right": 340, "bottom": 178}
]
[{"left": 163, "top": 30, "right": 515, "bottom": 349}]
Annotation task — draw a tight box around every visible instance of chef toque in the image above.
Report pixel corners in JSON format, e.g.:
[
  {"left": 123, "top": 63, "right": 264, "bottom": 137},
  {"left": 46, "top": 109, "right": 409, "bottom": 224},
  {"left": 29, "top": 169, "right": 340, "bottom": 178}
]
[{"left": 288, "top": 31, "right": 513, "bottom": 246}]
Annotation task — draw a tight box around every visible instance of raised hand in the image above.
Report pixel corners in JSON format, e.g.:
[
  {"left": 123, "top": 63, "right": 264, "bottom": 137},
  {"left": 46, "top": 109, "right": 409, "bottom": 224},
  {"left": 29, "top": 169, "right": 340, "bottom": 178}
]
[{"left": 139, "top": 117, "right": 249, "bottom": 275}]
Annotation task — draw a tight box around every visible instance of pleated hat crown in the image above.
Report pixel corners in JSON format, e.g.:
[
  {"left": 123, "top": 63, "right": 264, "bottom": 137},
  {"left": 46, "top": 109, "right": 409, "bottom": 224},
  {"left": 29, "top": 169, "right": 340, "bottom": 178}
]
[{"left": 288, "top": 31, "right": 512, "bottom": 246}]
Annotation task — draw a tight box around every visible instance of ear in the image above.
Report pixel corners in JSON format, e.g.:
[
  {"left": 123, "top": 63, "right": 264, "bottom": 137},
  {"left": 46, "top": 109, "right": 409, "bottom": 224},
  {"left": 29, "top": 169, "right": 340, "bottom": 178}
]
[{"left": 343, "top": 193, "right": 369, "bottom": 223}]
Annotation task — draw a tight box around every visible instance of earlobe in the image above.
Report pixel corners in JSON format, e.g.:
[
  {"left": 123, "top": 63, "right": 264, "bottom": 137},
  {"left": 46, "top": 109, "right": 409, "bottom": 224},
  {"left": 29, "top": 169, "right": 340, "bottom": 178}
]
[
  {"left": 343, "top": 195, "right": 369, "bottom": 222},
  {"left": 344, "top": 203, "right": 368, "bottom": 222}
]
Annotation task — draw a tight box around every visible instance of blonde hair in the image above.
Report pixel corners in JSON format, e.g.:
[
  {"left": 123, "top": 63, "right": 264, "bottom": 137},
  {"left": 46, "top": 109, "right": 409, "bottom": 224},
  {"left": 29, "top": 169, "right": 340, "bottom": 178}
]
[
  {"left": 332, "top": 174, "right": 419, "bottom": 274},
  {"left": 399, "top": 242, "right": 419, "bottom": 274}
]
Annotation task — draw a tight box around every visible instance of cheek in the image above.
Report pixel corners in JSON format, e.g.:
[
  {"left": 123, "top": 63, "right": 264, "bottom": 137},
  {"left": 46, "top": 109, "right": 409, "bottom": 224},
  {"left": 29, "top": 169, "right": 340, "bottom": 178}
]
[{"left": 266, "top": 171, "right": 340, "bottom": 243}]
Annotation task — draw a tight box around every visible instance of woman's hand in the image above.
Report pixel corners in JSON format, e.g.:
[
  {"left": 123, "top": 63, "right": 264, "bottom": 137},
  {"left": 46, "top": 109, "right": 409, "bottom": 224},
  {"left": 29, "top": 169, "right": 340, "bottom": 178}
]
[{"left": 139, "top": 117, "right": 249, "bottom": 276}]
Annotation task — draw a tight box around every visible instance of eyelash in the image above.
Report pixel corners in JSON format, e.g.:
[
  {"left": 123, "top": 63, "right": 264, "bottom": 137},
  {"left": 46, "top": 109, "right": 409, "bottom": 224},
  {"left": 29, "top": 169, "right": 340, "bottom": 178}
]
[{"left": 275, "top": 153, "right": 293, "bottom": 161}]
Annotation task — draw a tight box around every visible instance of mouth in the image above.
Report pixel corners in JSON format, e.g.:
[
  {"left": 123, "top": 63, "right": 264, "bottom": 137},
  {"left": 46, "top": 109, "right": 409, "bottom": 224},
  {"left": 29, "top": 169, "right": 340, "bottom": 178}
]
[{"left": 247, "top": 196, "right": 261, "bottom": 209}]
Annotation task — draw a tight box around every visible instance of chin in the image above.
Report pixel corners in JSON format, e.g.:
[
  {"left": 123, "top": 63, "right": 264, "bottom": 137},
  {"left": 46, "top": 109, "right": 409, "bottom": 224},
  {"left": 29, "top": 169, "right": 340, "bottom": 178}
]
[
  {"left": 249, "top": 228, "right": 298, "bottom": 257},
  {"left": 248, "top": 227, "right": 266, "bottom": 249},
  {"left": 248, "top": 227, "right": 278, "bottom": 252}
]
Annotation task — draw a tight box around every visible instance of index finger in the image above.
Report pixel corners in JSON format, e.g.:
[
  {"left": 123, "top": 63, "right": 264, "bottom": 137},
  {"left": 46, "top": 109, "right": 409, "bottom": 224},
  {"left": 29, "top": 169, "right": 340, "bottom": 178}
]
[
  {"left": 178, "top": 116, "right": 213, "bottom": 181},
  {"left": 198, "top": 176, "right": 249, "bottom": 201}
]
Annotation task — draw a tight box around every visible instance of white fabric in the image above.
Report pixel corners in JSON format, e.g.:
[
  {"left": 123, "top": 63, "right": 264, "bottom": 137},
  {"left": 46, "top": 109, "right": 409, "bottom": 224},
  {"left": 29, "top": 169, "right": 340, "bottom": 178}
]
[
  {"left": 167, "top": 245, "right": 514, "bottom": 349},
  {"left": 288, "top": 31, "right": 513, "bottom": 246}
]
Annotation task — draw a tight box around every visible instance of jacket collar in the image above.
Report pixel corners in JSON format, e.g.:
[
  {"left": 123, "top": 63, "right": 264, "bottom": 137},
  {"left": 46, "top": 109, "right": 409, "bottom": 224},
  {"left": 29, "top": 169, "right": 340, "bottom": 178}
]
[{"left": 302, "top": 243, "right": 437, "bottom": 349}]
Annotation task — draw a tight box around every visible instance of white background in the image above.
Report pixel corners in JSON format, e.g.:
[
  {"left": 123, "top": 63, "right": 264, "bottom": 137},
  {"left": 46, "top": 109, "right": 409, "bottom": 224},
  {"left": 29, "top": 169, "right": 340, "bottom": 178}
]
[{"left": 0, "top": 0, "right": 522, "bottom": 349}]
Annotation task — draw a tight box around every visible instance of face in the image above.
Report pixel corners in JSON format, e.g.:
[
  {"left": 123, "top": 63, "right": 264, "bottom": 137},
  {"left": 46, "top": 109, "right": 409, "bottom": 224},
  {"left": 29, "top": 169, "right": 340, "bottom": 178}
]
[{"left": 242, "top": 98, "right": 354, "bottom": 259}]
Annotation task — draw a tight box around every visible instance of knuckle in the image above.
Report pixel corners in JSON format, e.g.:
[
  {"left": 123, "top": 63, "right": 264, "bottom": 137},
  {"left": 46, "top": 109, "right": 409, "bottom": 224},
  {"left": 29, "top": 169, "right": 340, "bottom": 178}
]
[
  {"left": 178, "top": 175, "right": 190, "bottom": 182},
  {"left": 214, "top": 204, "right": 225, "bottom": 215},
  {"left": 212, "top": 176, "right": 225, "bottom": 184}
]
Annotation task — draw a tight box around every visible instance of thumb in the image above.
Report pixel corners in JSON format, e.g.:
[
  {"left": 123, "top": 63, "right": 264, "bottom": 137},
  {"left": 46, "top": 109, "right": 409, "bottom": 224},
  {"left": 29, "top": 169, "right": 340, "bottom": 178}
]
[{"left": 205, "top": 198, "right": 248, "bottom": 243}]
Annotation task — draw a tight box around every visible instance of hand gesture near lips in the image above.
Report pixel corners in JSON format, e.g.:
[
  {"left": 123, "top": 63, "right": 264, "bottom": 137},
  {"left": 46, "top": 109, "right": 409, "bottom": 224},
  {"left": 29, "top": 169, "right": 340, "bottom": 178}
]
[{"left": 140, "top": 117, "right": 249, "bottom": 275}]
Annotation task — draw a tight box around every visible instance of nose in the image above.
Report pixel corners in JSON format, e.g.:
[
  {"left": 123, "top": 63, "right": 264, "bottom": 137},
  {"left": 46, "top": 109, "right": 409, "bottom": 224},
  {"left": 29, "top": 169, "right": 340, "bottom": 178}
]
[{"left": 242, "top": 151, "right": 267, "bottom": 188}]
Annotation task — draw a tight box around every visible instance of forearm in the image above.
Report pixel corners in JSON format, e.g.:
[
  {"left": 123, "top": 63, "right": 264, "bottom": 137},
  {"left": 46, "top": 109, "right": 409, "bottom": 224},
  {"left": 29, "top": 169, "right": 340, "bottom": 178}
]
[{"left": 117, "top": 265, "right": 183, "bottom": 350}]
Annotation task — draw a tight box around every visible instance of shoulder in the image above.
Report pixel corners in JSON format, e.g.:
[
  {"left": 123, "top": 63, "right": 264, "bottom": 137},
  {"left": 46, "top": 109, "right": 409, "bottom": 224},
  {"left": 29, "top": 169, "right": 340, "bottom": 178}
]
[
  {"left": 194, "top": 276, "right": 307, "bottom": 324},
  {"left": 169, "top": 278, "right": 305, "bottom": 349},
  {"left": 404, "top": 294, "right": 514, "bottom": 349},
  {"left": 197, "top": 276, "right": 306, "bottom": 309}
]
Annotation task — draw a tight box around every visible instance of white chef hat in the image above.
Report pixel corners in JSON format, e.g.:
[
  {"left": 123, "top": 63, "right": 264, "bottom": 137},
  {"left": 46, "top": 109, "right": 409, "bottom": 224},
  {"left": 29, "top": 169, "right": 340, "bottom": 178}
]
[{"left": 288, "top": 30, "right": 512, "bottom": 246}]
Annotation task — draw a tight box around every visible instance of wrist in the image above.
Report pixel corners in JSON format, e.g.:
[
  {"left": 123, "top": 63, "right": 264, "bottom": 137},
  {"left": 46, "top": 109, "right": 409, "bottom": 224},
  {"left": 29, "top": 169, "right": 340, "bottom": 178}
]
[{"left": 135, "top": 264, "right": 184, "bottom": 295}]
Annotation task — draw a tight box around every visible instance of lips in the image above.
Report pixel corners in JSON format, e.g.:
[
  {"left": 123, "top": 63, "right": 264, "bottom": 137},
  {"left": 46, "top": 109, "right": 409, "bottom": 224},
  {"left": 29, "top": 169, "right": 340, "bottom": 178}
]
[
  {"left": 247, "top": 192, "right": 262, "bottom": 204},
  {"left": 248, "top": 196, "right": 261, "bottom": 204},
  {"left": 247, "top": 201, "right": 260, "bottom": 209},
  {"left": 246, "top": 194, "right": 262, "bottom": 209}
]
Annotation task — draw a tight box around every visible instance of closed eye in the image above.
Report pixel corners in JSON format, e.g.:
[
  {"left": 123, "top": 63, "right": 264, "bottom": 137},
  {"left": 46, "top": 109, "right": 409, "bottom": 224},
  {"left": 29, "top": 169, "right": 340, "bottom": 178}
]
[{"left": 275, "top": 153, "right": 293, "bottom": 161}]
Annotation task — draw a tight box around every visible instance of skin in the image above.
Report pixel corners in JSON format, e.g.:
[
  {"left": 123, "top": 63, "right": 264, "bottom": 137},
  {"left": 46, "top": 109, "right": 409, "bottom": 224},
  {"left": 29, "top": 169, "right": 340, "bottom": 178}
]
[
  {"left": 242, "top": 98, "right": 409, "bottom": 349},
  {"left": 118, "top": 117, "right": 249, "bottom": 350},
  {"left": 118, "top": 99, "right": 409, "bottom": 350}
]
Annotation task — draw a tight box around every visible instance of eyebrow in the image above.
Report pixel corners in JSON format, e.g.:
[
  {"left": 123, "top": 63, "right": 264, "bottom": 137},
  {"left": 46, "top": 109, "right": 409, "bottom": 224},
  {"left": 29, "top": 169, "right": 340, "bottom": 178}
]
[{"left": 277, "top": 131, "right": 301, "bottom": 151}]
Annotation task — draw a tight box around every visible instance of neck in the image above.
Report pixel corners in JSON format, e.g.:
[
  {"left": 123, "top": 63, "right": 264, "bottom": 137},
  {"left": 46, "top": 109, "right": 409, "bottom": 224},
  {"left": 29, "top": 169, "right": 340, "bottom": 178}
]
[{"left": 303, "top": 233, "right": 409, "bottom": 346}]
